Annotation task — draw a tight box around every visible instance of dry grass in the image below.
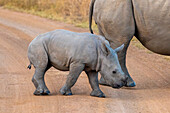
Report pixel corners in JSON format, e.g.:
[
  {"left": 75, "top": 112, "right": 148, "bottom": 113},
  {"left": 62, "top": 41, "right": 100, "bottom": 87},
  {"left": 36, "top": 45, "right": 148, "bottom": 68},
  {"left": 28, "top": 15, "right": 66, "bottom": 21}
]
[
  {"left": 0, "top": 0, "right": 94, "bottom": 28},
  {"left": 131, "top": 37, "right": 146, "bottom": 50},
  {"left": 163, "top": 56, "right": 170, "bottom": 61}
]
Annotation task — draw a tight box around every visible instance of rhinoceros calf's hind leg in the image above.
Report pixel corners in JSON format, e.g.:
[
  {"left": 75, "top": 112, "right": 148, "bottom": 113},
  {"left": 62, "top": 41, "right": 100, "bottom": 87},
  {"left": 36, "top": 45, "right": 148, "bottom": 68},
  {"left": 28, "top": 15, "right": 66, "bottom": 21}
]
[
  {"left": 60, "top": 63, "right": 85, "bottom": 96},
  {"left": 32, "top": 67, "right": 50, "bottom": 95},
  {"left": 85, "top": 71, "right": 105, "bottom": 98},
  {"left": 29, "top": 44, "right": 51, "bottom": 95}
]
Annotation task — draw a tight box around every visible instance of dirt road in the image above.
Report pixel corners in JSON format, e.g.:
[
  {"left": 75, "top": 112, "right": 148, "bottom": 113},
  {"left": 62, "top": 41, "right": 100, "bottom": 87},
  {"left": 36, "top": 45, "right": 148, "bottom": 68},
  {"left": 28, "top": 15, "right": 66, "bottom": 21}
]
[{"left": 0, "top": 8, "right": 170, "bottom": 113}]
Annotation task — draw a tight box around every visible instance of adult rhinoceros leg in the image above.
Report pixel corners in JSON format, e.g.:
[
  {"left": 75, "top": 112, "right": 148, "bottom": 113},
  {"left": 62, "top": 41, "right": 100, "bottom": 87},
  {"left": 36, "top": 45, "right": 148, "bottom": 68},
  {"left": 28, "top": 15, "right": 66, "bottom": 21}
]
[
  {"left": 85, "top": 71, "right": 105, "bottom": 98},
  {"left": 116, "top": 42, "right": 136, "bottom": 87},
  {"left": 60, "top": 63, "right": 85, "bottom": 96},
  {"left": 92, "top": 0, "right": 136, "bottom": 87}
]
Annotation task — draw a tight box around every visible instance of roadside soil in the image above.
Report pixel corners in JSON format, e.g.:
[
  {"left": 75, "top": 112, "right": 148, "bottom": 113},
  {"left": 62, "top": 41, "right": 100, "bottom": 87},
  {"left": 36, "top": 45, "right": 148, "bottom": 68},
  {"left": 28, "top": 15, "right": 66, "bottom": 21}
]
[{"left": 0, "top": 8, "right": 170, "bottom": 113}]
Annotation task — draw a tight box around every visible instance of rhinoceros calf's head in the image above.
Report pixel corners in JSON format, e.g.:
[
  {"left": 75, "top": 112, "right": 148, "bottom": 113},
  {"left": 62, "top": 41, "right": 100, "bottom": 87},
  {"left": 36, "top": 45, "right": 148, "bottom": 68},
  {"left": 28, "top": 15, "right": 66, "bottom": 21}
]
[{"left": 100, "top": 44, "right": 127, "bottom": 88}]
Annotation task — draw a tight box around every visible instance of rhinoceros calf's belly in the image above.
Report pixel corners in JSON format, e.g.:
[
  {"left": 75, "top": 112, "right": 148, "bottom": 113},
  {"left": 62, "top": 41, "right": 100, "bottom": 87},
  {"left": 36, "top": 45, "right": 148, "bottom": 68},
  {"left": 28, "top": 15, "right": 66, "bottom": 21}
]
[
  {"left": 49, "top": 55, "right": 70, "bottom": 71},
  {"left": 50, "top": 61, "right": 69, "bottom": 71}
]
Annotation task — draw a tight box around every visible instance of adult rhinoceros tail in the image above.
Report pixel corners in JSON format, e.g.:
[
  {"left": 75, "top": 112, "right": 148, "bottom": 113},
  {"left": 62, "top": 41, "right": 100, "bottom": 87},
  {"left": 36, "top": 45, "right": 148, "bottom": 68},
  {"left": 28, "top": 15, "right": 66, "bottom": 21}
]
[
  {"left": 90, "top": 28, "right": 94, "bottom": 34},
  {"left": 89, "top": 0, "right": 95, "bottom": 34}
]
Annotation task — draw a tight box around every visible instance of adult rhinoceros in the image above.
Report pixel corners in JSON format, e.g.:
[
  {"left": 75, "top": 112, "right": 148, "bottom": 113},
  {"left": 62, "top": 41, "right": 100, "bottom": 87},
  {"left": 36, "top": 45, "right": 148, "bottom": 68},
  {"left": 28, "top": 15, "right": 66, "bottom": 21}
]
[{"left": 89, "top": 0, "right": 170, "bottom": 87}]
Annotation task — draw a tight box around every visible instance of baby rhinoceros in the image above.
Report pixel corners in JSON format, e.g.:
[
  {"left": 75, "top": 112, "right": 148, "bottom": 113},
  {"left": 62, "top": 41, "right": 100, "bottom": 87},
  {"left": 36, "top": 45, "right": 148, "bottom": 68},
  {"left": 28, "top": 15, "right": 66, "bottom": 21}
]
[{"left": 27, "top": 29, "right": 127, "bottom": 98}]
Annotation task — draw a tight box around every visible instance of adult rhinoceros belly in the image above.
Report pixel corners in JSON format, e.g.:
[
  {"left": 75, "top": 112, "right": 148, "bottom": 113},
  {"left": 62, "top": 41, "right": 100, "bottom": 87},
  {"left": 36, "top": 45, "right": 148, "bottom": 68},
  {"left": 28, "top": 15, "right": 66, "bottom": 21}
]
[{"left": 132, "top": 0, "right": 170, "bottom": 55}]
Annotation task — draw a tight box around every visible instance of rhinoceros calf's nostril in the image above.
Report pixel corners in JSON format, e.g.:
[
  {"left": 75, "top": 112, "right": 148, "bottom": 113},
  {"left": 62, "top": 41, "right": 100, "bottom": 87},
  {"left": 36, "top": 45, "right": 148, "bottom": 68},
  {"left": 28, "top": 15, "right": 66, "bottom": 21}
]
[{"left": 112, "top": 71, "right": 116, "bottom": 74}]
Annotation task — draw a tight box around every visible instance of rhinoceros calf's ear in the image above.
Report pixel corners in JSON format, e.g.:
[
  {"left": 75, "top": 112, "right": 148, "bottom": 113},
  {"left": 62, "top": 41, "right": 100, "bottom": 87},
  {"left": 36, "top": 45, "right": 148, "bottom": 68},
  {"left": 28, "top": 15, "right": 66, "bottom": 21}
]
[
  {"left": 101, "top": 42, "right": 111, "bottom": 56},
  {"left": 105, "top": 44, "right": 112, "bottom": 56},
  {"left": 115, "top": 44, "right": 124, "bottom": 53}
]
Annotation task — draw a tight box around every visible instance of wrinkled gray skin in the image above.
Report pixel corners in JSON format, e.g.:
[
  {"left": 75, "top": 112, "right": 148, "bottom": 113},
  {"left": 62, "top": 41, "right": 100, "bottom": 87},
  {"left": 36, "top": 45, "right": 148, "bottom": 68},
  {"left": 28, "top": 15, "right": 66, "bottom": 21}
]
[
  {"left": 89, "top": 0, "right": 170, "bottom": 87},
  {"left": 27, "top": 29, "right": 127, "bottom": 98}
]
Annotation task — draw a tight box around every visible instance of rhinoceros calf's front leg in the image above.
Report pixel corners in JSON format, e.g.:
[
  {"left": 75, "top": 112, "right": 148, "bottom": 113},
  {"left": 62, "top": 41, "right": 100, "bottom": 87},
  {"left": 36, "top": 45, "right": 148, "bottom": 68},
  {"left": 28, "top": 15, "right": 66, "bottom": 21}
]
[
  {"left": 60, "top": 63, "right": 85, "bottom": 96},
  {"left": 85, "top": 71, "right": 105, "bottom": 98}
]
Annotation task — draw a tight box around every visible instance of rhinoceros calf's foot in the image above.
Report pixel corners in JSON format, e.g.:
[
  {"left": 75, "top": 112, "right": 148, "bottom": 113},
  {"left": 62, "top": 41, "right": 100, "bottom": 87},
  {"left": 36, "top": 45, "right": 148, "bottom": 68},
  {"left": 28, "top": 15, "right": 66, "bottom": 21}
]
[
  {"left": 90, "top": 90, "right": 105, "bottom": 98},
  {"left": 34, "top": 88, "right": 50, "bottom": 95},
  {"left": 60, "top": 87, "right": 72, "bottom": 96}
]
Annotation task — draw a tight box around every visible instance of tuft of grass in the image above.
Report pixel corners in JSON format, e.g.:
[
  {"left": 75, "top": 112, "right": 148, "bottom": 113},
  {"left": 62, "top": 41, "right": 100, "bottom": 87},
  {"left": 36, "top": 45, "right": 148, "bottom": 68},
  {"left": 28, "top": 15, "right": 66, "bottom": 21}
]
[
  {"left": 131, "top": 37, "right": 146, "bottom": 50},
  {"left": 163, "top": 56, "right": 170, "bottom": 61}
]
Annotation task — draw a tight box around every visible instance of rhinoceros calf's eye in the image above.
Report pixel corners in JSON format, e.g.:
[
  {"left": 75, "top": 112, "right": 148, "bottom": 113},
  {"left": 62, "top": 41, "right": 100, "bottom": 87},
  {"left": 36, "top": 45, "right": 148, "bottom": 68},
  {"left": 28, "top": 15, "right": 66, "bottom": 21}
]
[{"left": 112, "top": 71, "right": 116, "bottom": 74}]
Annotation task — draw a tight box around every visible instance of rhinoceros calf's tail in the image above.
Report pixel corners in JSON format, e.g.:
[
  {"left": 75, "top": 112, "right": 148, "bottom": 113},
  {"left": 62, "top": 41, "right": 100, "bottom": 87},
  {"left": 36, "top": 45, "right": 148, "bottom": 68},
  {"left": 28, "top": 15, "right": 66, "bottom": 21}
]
[{"left": 27, "top": 63, "right": 32, "bottom": 70}]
